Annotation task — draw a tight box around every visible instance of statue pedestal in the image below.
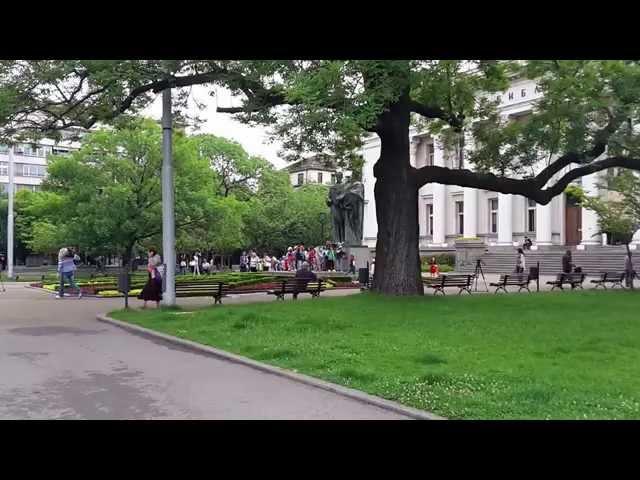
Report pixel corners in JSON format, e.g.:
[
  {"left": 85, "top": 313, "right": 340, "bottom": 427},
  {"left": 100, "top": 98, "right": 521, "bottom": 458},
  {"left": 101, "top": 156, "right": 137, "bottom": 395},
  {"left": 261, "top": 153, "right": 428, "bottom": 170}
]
[{"left": 341, "top": 245, "right": 372, "bottom": 273}]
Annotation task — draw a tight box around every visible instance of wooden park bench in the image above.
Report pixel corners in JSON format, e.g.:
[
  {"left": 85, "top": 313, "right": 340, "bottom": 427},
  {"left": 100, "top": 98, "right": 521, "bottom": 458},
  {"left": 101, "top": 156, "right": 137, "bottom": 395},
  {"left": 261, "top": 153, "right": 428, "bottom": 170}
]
[
  {"left": 546, "top": 272, "right": 586, "bottom": 291},
  {"left": 590, "top": 271, "right": 625, "bottom": 290},
  {"left": 267, "top": 278, "right": 327, "bottom": 300},
  {"left": 175, "top": 280, "right": 230, "bottom": 304},
  {"left": 489, "top": 274, "right": 531, "bottom": 294},
  {"left": 423, "top": 274, "right": 473, "bottom": 295}
]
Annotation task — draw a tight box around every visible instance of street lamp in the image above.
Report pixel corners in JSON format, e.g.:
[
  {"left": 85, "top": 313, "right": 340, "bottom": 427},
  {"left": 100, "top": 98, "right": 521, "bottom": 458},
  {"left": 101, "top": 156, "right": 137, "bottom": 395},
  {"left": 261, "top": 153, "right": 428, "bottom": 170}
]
[
  {"left": 7, "top": 145, "right": 14, "bottom": 279},
  {"left": 161, "top": 88, "right": 176, "bottom": 306}
]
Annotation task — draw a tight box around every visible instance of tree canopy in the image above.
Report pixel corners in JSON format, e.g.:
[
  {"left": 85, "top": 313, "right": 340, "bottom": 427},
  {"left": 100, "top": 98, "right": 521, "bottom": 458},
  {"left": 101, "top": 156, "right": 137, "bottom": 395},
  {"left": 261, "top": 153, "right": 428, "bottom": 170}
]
[{"left": 3, "top": 60, "right": 640, "bottom": 293}]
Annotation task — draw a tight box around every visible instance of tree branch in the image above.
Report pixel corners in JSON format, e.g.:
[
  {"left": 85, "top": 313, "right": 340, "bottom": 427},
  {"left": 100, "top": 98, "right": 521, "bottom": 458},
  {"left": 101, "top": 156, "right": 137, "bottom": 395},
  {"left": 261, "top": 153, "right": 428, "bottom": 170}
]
[
  {"left": 409, "top": 100, "right": 464, "bottom": 130},
  {"left": 414, "top": 156, "right": 640, "bottom": 205}
]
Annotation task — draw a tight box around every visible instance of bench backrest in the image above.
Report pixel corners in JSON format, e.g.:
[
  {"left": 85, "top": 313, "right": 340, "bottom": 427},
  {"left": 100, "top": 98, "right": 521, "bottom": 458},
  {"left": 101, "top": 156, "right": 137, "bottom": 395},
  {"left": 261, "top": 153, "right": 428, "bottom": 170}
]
[
  {"left": 442, "top": 274, "right": 472, "bottom": 286},
  {"left": 601, "top": 271, "right": 625, "bottom": 281},
  {"left": 499, "top": 274, "right": 529, "bottom": 283},
  {"left": 176, "top": 281, "right": 228, "bottom": 293},
  {"left": 277, "top": 279, "right": 326, "bottom": 292}
]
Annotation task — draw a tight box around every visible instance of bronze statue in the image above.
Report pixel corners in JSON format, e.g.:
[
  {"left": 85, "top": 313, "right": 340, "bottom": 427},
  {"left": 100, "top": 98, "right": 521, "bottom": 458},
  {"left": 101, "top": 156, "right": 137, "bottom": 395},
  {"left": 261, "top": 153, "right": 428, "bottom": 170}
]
[{"left": 327, "top": 181, "right": 365, "bottom": 246}]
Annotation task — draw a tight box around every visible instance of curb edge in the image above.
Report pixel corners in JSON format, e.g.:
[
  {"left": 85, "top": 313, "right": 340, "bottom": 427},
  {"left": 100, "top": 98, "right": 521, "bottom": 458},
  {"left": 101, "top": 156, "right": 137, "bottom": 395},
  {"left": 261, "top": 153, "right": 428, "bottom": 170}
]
[{"left": 96, "top": 313, "right": 445, "bottom": 420}]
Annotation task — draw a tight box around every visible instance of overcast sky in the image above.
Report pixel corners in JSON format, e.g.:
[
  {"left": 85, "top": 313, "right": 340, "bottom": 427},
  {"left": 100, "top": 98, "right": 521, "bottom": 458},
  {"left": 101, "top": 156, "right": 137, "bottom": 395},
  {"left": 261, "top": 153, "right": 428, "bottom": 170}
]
[{"left": 144, "top": 85, "right": 287, "bottom": 168}]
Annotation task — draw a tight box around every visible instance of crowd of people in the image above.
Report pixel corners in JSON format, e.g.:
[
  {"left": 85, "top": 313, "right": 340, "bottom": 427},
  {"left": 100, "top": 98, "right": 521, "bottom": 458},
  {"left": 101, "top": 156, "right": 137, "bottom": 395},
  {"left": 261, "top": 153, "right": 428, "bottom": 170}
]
[{"left": 240, "top": 242, "right": 355, "bottom": 274}]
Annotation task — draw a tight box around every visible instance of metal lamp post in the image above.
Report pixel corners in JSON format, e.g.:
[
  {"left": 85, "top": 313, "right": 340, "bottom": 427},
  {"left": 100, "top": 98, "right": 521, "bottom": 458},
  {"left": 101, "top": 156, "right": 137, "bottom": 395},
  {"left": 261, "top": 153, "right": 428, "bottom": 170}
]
[
  {"left": 7, "top": 145, "right": 15, "bottom": 279},
  {"left": 161, "top": 88, "right": 176, "bottom": 306}
]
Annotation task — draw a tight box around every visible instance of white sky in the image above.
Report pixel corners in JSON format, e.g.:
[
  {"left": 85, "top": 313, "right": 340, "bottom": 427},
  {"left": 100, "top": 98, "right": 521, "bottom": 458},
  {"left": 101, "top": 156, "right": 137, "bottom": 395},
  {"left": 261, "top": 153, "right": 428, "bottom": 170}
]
[{"left": 144, "top": 85, "right": 286, "bottom": 168}]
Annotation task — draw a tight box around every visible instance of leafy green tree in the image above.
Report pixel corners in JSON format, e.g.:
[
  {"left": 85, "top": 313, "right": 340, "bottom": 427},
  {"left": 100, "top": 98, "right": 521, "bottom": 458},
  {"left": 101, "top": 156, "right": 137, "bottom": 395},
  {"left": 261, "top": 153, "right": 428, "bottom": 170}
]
[
  {"left": 242, "top": 169, "right": 332, "bottom": 254},
  {"left": 189, "top": 134, "right": 270, "bottom": 198},
  {"left": 31, "top": 118, "right": 213, "bottom": 266},
  {"left": 582, "top": 170, "right": 640, "bottom": 288},
  {"left": 3, "top": 60, "right": 640, "bottom": 294}
]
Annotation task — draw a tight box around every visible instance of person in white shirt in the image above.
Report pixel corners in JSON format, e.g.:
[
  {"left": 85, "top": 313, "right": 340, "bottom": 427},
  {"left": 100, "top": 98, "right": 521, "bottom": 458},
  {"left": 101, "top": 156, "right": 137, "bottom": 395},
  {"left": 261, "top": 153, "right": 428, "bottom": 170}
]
[
  {"left": 202, "top": 258, "right": 211, "bottom": 274},
  {"left": 193, "top": 252, "right": 201, "bottom": 276},
  {"left": 249, "top": 251, "right": 259, "bottom": 272}
]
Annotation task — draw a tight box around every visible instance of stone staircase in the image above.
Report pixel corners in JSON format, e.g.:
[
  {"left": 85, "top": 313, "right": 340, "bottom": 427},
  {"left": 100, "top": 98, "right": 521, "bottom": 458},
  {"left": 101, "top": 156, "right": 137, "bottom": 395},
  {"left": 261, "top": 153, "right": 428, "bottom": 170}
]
[{"left": 458, "top": 247, "right": 631, "bottom": 276}]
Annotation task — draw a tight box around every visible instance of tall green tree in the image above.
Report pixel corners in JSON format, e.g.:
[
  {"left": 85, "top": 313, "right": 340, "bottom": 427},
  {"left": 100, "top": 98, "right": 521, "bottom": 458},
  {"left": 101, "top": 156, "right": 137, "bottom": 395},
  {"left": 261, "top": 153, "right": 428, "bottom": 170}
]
[
  {"left": 582, "top": 170, "right": 640, "bottom": 288},
  {"left": 2, "top": 60, "right": 640, "bottom": 294},
  {"left": 29, "top": 117, "right": 213, "bottom": 265}
]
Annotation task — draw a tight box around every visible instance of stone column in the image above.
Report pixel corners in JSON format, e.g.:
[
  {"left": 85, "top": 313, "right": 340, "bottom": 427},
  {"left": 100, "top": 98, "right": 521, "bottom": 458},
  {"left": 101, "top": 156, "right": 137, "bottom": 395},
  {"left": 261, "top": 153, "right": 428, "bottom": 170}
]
[
  {"left": 432, "top": 140, "right": 446, "bottom": 245},
  {"left": 497, "top": 193, "right": 513, "bottom": 246},
  {"left": 580, "top": 173, "right": 600, "bottom": 246},
  {"left": 409, "top": 137, "right": 420, "bottom": 168},
  {"left": 463, "top": 188, "right": 478, "bottom": 238},
  {"left": 535, "top": 202, "right": 552, "bottom": 246}
]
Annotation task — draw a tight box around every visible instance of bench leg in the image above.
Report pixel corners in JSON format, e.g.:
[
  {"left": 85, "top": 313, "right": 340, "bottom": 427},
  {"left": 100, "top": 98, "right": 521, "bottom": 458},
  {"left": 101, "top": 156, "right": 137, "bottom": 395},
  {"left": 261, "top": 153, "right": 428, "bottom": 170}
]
[
  {"left": 494, "top": 286, "right": 506, "bottom": 294},
  {"left": 214, "top": 296, "right": 222, "bottom": 305},
  {"left": 433, "top": 288, "right": 445, "bottom": 296},
  {"left": 459, "top": 287, "right": 472, "bottom": 295},
  {"left": 518, "top": 286, "right": 530, "bottom": 293}
]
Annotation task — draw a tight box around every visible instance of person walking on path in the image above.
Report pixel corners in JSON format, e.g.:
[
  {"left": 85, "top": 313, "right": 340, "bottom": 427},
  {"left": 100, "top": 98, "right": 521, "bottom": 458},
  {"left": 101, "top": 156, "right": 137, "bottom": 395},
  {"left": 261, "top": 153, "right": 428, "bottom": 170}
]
[
  {"left": 57, "top": 248, "right": 82, "bottom": 299},
  {"left": 624, "top": 252, "right": 636, "bottom": 289},
  {"left": 515, "top": 248, "right": 526, "bottom": 274},
  {"left": 138, "top": 248, "right": 163, "bottom": 309},
  {"left": 562, "top": 250, "right": 574, "bottom": 274}
]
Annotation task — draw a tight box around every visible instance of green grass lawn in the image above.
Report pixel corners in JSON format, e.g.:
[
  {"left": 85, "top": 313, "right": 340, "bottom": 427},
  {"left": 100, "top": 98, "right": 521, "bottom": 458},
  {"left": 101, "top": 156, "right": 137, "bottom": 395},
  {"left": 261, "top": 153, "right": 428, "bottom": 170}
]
[{"left": 110, "top": 291, "right": 640, "bottom": 419}]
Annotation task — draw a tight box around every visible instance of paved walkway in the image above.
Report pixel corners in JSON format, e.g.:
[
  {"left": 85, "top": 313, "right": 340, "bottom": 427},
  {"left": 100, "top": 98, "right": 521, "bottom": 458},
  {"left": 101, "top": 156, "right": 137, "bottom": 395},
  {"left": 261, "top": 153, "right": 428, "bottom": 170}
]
[{"left": 0, "top": 283, "right": 404, "bottom": 419}]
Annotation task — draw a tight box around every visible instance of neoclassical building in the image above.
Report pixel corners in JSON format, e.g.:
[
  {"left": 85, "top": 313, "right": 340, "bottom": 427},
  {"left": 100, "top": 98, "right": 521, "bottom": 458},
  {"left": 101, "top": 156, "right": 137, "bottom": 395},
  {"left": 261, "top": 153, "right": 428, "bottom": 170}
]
[{"left": 360, "top": 77, "right": 640, "bottom": 250}]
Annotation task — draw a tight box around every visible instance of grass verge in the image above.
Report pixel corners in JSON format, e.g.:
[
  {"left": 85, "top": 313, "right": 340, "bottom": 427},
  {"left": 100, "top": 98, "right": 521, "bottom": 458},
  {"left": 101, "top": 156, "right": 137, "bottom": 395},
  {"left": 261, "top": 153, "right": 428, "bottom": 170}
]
[{"left": 110, "top": 290, "right": 640, "bottom": 419}]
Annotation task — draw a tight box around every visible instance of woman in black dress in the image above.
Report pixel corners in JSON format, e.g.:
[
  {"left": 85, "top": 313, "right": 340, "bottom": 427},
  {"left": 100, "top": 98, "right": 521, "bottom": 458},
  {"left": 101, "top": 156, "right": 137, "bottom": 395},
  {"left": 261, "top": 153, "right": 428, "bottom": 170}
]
[{"left": 138, "top": 248, "right": 162, "bottom": 308}]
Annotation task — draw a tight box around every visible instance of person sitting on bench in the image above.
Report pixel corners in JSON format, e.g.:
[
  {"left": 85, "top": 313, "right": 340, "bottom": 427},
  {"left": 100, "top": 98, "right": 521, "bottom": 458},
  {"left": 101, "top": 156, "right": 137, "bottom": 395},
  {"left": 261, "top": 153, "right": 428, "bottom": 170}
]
[{"left": 294, "top": 262, "right": 317, "bottom": 299}]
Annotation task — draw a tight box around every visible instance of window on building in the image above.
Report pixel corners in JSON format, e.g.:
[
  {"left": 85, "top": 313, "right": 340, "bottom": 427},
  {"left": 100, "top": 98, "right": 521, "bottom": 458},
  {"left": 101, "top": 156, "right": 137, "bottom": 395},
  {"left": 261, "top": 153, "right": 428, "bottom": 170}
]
[
  {"left": 0, "top": 144, "right": 8, "bottom": 154},
  {"left": 527, "top": 198, "right": 536, "bottom": 232},
  {"left": 0, "top": 183, "right": 7, "bottom": 194},
  {"left": 427, "top": 204, "right": 434, "bottom": 236},
  {"left": 489, "top": 198, "right": 498, "bottom": 234},
  {"left": 318, "top": 172, "right": 323, "bottom": 183},
  {"left": 0, "top": 161, "right": 7, "bottom": 176},
  {"left": 16, "top": 163, "right": 46, "bottom": 178},
  {"left": 456, "top": 201, "right": 464, "bottom": 235},
  {"left": 331, "top": 173, "right": 336, "bottom": 184},
  {"left": 297, "top": 173, "right": 304, "bottom": 186},
  {"left": 52, "top": 147, "right": 70, "bottom": 156},
  {"left": 427, "top": 144, "right": 434, "bottom": 166}
]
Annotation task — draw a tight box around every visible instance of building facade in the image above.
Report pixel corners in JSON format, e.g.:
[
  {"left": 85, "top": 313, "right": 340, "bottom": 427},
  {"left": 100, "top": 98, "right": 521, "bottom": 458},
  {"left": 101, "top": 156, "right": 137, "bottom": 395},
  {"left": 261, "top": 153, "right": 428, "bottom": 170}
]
[
  {"left": 285, "top": 154, "right": 338, "bottom": 187},
  {"left": 0, "top": 140, "right": 78, "bottom": 194},
  {"left": 360, "top": 77, "right": 640, "bottom": 249}
]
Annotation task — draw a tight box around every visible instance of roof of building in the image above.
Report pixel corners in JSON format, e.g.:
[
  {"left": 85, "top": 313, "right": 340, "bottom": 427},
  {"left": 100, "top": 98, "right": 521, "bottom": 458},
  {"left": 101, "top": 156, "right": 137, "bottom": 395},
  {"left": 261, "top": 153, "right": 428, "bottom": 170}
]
[{"left": 285, "top": 154, "right": 337, "bottom": 173}]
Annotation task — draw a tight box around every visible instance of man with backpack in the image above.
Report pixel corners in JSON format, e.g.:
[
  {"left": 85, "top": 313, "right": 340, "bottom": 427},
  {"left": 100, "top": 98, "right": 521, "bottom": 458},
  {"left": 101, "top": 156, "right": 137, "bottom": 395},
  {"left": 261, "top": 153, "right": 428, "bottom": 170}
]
[{"left": 57, "top": 247, "right": 82, "bottom": 299}]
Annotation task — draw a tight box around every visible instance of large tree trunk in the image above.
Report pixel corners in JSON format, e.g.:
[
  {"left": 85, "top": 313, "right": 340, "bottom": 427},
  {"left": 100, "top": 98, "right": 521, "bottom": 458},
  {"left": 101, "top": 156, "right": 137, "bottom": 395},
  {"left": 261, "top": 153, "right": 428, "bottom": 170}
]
[{"left": 371, "top": 93, "right": 423, "bottom": 295}]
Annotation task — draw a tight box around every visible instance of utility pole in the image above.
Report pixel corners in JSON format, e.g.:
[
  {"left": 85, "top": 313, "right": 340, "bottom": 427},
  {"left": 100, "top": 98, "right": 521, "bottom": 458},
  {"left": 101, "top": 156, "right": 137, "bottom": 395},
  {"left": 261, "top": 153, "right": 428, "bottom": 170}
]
[
  {"left": 7, "top": 145, "right": 15, "bottom": 279},
  {"left": 161, "top": 88, "right": 176, "bottom": 306}
]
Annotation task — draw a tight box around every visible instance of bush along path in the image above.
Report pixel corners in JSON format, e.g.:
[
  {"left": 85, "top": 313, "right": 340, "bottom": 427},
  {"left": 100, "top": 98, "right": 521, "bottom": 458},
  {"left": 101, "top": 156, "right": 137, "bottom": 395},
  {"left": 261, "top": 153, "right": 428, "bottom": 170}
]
[{"left": 32, "top": 272, "right": 360, "bottom": 298}]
